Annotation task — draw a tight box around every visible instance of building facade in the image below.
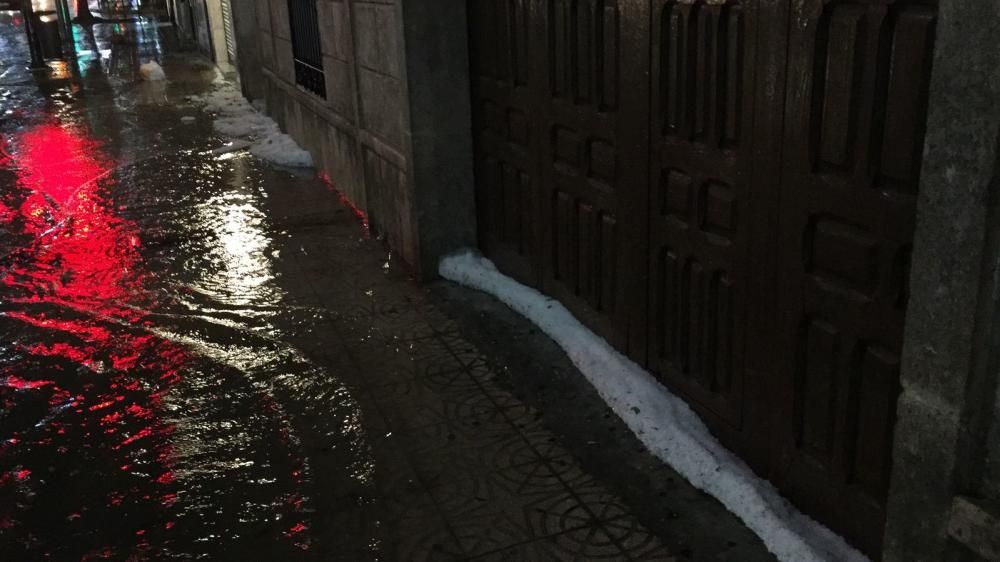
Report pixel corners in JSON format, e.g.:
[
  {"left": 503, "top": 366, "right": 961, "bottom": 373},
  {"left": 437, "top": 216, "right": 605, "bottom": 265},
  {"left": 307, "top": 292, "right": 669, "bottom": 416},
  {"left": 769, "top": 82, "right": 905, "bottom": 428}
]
[{"left": 229, "top": 1, "right": 1000, "bottom": 560}]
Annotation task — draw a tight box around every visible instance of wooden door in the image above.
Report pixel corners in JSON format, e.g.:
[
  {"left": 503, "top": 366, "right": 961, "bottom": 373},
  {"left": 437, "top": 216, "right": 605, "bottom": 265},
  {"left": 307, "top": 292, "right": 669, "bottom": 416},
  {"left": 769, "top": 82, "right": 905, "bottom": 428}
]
[
  {"left": 772, "top": 0, "right": 937, "bottom": 555},
  {"left": 470, "top": 0, "right": 650, "bottom": 353},
  {"left": 646, "top": 0, "right": 770, "bottom": 466},
  {"left": 536, "top": 0, "right": 650, "bottom": 351},
  {"left": 469, "top": 0, "right": 544, "bottom": 287},
  {"left": 469, "top": 1, "right": 938, "bottom": 556}
]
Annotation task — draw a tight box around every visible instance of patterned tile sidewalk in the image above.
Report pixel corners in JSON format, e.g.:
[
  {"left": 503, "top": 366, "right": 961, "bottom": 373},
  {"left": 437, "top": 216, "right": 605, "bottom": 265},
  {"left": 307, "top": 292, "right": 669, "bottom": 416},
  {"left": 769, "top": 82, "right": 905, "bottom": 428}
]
[{"left": 264, "top": 173, "right": 774, "bottom": 561}]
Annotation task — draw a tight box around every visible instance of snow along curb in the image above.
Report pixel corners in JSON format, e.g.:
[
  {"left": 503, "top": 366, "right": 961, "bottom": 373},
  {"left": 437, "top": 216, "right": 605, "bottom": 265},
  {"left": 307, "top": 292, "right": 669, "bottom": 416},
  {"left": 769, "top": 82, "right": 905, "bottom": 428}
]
[
  {"left": 190, "top": 74, "right": 313, "bottom": 168},
  {"left": 439, "top": 250, "right": 867, "bottom": 562}
]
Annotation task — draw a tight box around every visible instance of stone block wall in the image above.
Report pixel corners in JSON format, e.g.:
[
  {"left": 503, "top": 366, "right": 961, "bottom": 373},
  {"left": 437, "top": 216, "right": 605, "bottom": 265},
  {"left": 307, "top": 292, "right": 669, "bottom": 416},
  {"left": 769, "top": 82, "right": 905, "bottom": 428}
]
[
  {"left": 244, "top": 0, "right": 419, "bottom": 270},
  {"left": 231, "top": 0, "right": 265, "bottom": 100},
  {"left": 233, "top": 0, "right": 476, "bottom": 275},
  {"left": 884, "top": 2, "right": 1000, "bottom": 560}
]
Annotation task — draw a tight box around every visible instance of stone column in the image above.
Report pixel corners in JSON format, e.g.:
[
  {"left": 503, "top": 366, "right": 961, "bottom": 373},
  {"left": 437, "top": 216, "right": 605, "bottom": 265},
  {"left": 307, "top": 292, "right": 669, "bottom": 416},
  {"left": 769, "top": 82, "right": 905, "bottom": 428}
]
[
  {"left": 399, "top": 0, "right": 477, "bottom": 277},
  {"left": 884, "top": 1, "right": 1000, "bottom": 560},
  {"left": 229, "top": 0, "right": 265, "bottom": 101}
]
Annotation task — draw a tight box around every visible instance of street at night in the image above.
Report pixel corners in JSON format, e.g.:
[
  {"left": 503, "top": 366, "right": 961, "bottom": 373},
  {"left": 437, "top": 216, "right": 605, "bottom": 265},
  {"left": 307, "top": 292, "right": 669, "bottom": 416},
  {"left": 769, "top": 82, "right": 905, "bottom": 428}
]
[
  {"left": 1, "top": 1, "right": 997, "bottom": 561},
  {"left": 0, "top": 11, "right": 775, "bottom": 562}
]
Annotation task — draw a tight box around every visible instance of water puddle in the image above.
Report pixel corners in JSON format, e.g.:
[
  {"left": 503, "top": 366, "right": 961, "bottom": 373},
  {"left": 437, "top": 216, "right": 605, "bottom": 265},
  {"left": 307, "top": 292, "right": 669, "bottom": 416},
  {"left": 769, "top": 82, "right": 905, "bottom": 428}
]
[{"left": 0, "top": 19, "right": 376, "bottom": 560}]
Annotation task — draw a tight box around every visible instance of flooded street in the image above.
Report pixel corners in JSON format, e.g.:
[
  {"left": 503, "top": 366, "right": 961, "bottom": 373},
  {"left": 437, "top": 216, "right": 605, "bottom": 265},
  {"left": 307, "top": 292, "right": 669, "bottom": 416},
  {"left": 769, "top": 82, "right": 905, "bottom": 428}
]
[
  {"left": 0, "top": 14, "right": 770, "bottom": 562},
  {"left": 0, "top": 17, "right": 375, "bottom": 561}
]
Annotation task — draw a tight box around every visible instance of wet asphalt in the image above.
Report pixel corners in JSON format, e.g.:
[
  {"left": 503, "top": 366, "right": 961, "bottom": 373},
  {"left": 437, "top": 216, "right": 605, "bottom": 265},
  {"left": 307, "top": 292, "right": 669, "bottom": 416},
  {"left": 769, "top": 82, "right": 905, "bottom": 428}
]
[{"left": 0, "top": 15, "right": 775, "bottom": 562}]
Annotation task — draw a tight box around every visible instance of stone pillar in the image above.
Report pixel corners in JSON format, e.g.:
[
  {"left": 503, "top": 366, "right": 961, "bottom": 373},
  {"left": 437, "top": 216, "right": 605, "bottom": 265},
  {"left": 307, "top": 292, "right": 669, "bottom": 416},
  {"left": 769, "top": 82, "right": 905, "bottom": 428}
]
[
  {"left": 399, "top": 0, "right": 477, "bottom": 277},
  {"left": 229, "top": 0, "right": 264, "bottom": 101},
  {"left": 884, "top": 1, "right": 1000, "bottom": 560}
]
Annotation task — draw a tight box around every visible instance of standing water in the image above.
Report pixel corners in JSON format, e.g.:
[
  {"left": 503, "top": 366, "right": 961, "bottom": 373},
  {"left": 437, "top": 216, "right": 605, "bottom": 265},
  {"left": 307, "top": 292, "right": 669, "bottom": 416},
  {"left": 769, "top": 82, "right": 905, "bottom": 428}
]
[
  {"left": 0, "top": 11, "right": 776, "bottom": 562},
  {"left": 0, "top": 16, "right": 373, "bottom": 560}
]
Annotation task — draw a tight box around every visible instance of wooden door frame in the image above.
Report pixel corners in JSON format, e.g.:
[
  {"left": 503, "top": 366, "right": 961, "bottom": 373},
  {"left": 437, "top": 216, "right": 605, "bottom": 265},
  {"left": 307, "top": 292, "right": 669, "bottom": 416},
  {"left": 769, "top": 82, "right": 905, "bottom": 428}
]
[
  {"left": 617, "top": 0, "right": 653, "bottom": 363},
  {"left": 743, "top": 0, "right": 791, "bottom": 476}
]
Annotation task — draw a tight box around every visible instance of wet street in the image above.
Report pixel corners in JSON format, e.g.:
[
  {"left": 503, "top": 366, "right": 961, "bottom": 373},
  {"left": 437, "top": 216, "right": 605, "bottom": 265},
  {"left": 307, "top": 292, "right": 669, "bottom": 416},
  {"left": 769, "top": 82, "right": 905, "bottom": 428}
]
[{"left": 0, "top": 15, "right": 773, "bottom": 562}]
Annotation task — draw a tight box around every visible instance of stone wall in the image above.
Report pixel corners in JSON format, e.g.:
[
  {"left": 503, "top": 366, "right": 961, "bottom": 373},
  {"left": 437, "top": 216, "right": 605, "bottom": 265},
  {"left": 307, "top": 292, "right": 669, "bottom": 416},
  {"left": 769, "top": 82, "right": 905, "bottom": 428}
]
[
  {"left": 251, "top": 0, "right": 411, "bottom": 260},
  {"left": 229, "top": 0, "right": 264, "bottom": 100},
  {"left": 248, "top": 0, "right": 416, "bottom": 266},
  {"left": 884, "top": 1, "right": 1000, "bottom": 560},
  {"left": 234, "top": 0, "right": 475, "bottom": 275},
  {"left": 398, "top": 0, "right": 476, "bottom": 276}
]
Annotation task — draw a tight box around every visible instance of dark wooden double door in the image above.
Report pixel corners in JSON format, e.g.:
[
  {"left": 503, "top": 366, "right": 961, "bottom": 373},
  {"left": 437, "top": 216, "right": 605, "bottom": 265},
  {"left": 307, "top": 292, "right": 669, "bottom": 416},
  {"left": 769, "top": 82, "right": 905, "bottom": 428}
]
[{"left": 469, "top": 0, "right": 937, "bottom": 556}]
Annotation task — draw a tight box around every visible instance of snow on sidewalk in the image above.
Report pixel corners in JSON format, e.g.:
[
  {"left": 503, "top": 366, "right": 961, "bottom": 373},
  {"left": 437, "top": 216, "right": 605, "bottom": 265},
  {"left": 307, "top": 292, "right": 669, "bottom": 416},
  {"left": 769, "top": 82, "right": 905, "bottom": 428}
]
[
  {"left": 190, "top": 77, "right": 313, "bottom": 168},
  {"left": 439, "top": 250, "right": 867, "bottom": 562},
  {"left": 139, "top": 61, "right": 166, "bottom": 81}
]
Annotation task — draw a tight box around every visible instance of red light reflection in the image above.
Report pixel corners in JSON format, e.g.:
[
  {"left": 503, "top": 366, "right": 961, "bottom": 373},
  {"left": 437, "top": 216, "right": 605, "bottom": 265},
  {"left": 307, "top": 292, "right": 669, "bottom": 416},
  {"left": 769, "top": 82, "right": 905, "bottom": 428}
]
[
  {"left": 318, "top": 171, "right": 370, "bottom": 238},
  {"left": 0, "top": 120, "right": 189, "bottom": 554},
  {"left": 1, "top": 116, "right": 316, "bottom": 555}
]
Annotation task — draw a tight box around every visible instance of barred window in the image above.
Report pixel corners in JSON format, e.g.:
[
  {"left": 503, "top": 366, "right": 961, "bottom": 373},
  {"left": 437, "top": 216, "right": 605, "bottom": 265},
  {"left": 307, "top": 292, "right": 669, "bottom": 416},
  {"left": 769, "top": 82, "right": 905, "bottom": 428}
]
[{"left": 287, "top": 0, "right": 326, "bottom": 98}]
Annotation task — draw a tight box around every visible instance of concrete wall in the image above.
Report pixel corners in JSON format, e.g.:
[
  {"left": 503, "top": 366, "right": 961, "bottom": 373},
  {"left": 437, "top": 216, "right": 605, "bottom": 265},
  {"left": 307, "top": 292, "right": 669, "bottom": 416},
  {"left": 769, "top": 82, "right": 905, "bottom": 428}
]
[{"left": 235, "top": 0, "right": 475, "bottom": 276}]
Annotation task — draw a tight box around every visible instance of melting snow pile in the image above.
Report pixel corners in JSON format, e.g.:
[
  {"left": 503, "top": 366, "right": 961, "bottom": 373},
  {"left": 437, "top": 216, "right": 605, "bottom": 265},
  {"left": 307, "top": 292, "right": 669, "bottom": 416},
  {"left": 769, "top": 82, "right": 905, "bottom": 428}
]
[
  {"left": 439, "top": 250, "right": 868, "bottom": 562},
  {"left": 192, "top": 79, "right": 313, "bottom": 168},
  {"left": 139, "top": 61, "right": 166, "bottom": 81}
]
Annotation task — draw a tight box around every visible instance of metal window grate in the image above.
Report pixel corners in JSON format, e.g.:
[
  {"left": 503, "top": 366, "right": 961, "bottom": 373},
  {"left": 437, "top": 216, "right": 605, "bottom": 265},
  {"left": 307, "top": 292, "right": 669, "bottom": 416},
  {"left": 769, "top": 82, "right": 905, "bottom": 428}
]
[{"left": 287, "top": 0, "right": 326, "bottom": 98}]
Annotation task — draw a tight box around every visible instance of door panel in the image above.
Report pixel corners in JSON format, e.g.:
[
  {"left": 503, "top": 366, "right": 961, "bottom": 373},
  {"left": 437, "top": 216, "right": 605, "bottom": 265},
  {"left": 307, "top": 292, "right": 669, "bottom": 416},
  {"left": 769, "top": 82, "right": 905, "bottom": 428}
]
[
  {"left": 774, "top": 0, "right": 937, "bottom": 555},
  {"left": 647, "top": 0, "right": 757, "bottom": 438},
  {"left": 470, "top": 0, "right": 649, "bottom": 349},
  {"left": 470, "top": 0, "right": 541, "bottom": 287},
  {"left": 537, "top": 0, "right": 648, "bottom": 349}
]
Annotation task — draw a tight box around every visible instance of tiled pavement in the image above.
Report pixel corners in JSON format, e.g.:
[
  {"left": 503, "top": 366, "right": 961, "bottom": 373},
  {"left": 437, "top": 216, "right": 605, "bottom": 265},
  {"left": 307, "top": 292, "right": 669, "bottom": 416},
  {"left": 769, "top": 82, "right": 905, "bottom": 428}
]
[
  {"left": 269, "top": 195, "right": 679, "bottom": 560},
  {"left": 264, "top": 173, "right": 773, "bottom": 561}
]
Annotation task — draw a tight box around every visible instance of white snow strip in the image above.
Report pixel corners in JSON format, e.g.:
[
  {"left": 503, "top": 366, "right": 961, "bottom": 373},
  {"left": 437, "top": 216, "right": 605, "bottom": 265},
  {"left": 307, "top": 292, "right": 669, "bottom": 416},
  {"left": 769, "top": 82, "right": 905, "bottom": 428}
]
[
  {"left": 139, "top": 60, "right": 166, "bottom": 81},
  {"left": 190, "top": 79, "right": 313, "bottom": 168},
  {"left": 211, "top": 67, "right": 228, "bottom": 86},
  {"left": 249, "top": 133, "right": 313, "bottom": 168},
  {"left": 439, "top": 250, "right": 868, "bottom": 562}
]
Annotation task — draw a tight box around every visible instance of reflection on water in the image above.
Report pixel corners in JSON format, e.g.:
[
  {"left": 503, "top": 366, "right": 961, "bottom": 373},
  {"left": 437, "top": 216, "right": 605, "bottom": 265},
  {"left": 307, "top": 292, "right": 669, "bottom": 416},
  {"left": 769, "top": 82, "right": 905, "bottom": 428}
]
[
  {"left": 0, "top": 117, "right": 191, "bottom": 559},
  {"left": 194, "top": 187, "right": 279, "bottom": 308},
  {"left": 0, "top": 17, "right": 374, "bottom": 561}
]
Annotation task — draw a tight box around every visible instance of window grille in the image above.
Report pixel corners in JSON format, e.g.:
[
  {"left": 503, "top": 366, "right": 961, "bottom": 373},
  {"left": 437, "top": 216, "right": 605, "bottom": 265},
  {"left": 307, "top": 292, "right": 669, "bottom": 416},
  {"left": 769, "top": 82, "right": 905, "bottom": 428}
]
[{"left": 287, "top": 0, "right": 326, "bottom": 97}]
